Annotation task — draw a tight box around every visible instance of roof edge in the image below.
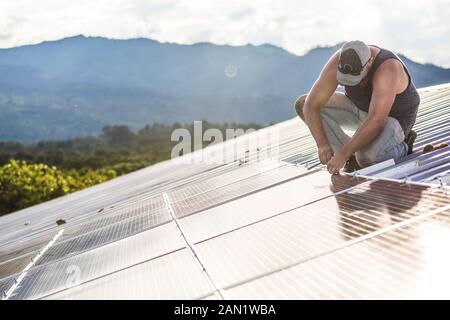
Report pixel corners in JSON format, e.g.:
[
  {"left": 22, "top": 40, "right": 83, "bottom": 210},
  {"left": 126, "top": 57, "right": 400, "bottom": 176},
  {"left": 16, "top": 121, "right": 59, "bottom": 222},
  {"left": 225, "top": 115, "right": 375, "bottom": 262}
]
[{"left": 418, "top": 82, "right": 450, "bottom": 92}]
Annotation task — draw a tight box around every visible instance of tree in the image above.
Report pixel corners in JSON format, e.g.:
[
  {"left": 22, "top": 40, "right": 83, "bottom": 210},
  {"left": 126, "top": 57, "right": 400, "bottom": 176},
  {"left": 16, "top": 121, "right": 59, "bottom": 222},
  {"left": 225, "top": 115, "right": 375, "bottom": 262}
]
[{"left": 101, "top": 125, "right": 135, "bottom": 147}]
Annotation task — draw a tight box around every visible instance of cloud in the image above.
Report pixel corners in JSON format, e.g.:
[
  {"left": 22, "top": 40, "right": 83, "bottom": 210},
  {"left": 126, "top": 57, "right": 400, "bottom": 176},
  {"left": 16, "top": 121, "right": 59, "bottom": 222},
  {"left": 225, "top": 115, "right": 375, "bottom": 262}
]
[
  {"left": 0, "top": 16, "right": 26, "bottom": 41},
  {"left": 229, "top": 8, "right": 256, "bottom": 21},
  {"left": 1, "top": 0, "right": 450, "bottom": 67}
]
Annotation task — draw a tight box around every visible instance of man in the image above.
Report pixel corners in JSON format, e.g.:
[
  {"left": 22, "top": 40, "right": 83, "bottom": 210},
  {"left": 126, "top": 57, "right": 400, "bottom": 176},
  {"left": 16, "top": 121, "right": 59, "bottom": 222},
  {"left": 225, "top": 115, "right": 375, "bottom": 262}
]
[{"left": 294, "top": 40, "right": 420, "bottom": 174}]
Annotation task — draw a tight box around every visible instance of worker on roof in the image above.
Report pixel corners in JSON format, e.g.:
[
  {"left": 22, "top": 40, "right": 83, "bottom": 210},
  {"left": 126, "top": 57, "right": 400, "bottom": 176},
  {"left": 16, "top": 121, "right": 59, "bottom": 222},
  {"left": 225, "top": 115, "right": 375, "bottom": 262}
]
[{"left": 294, "top": 40, "right": 420, "bottom": 174}]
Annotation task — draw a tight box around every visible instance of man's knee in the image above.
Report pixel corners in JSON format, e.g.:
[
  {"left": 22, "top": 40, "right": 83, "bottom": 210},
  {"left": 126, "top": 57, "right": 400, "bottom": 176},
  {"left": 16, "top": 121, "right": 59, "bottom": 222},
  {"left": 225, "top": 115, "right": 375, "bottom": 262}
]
[
  {"left": 355, "top": 118, "right": 406, "bottom": 168},
  {"left": 294, "top": 94, "right": 308, "bottom": 119},
  {"left": 355, "top": 148, "right": 390, "bottom": 168},
  {"left": 355, "top": 151, "right": 374, "bottom": 168}
]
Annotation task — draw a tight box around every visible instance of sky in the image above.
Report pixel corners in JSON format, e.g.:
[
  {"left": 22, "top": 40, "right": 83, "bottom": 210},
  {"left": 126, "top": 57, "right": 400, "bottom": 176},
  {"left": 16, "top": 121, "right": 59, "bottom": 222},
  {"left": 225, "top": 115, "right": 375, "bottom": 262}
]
[{"left": 1, "top": 0, "right": 450, "bottom": 67}]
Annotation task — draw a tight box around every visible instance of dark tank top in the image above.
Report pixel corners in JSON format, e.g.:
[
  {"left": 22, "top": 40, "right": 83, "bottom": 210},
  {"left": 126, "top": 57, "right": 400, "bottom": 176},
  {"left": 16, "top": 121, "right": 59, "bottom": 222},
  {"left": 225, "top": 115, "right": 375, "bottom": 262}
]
[{"left": 344, "top": 46, "right": 420, "bottom": 137}]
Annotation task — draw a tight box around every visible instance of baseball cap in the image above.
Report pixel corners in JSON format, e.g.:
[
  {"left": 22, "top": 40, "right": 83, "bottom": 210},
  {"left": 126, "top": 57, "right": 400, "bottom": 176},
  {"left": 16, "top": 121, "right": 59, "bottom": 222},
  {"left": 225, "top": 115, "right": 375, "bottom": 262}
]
[{"left": 336, "top": 40, "right": 371, "bottom": 86}]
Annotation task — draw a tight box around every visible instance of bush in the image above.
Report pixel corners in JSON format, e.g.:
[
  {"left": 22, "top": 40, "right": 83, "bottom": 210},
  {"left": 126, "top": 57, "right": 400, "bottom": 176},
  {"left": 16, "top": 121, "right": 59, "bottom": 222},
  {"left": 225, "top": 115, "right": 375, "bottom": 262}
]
[{"left": 0, "top": 159, "right": 116, "bottom": 216}]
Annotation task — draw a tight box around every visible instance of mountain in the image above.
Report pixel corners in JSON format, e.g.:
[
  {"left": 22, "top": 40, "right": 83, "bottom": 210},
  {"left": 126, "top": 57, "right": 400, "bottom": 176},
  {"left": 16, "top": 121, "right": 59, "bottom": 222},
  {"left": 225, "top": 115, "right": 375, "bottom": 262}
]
[{"left": 1, "top": 36, "right": 449, "bottom": 143}]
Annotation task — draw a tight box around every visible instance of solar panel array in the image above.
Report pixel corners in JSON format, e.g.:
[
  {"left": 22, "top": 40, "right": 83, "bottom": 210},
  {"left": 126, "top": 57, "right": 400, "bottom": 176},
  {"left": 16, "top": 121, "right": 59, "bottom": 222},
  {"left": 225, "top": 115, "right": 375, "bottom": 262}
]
[{"left": 0, "top": 84, "right": 449, "bottom": 300}]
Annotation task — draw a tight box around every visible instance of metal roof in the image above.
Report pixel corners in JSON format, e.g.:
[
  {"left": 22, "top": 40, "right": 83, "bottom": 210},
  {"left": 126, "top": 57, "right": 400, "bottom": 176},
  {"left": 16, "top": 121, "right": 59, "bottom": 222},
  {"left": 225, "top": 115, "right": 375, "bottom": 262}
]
[{"left": 0, "top": 84, "right": 449, "bottom": 300}]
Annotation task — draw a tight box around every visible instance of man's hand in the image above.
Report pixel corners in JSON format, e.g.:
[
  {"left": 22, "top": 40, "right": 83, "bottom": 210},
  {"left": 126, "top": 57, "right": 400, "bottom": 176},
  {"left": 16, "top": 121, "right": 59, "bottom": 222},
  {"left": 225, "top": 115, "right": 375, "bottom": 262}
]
[
  {"left": 318, "top": 144, "right": 334, "bottom": 164},
  {"left": 327, "top": 149, "right": 349, "bottom": 174}
]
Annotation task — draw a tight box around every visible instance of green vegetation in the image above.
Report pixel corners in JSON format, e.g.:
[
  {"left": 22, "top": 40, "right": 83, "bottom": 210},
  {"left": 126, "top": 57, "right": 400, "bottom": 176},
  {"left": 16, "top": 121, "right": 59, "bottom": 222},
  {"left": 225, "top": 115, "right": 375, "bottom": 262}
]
[
  {"left": 0, "top": 121, "right": 263, "bottom": 216},
  {"left": 0, "top": 160, "right": 116, "bottom": 215}
]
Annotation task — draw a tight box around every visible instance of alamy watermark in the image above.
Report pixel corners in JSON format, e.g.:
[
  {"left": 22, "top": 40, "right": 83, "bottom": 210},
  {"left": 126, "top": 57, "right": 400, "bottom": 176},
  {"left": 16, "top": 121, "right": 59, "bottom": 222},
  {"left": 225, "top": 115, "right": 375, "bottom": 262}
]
[{"left": 170, "top": 120, "right": 280, "bottom": 167}]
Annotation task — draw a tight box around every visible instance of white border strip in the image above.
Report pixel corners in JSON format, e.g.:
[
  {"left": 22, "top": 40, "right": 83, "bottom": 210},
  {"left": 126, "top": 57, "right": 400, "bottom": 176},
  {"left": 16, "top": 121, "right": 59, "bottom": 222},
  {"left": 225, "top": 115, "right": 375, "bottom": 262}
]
[
  {"left": 340, "top": 170, "right": 445, "bottom": 189},
  {"left": 2, "top": 229, "right": 64, "bottom": 300}
]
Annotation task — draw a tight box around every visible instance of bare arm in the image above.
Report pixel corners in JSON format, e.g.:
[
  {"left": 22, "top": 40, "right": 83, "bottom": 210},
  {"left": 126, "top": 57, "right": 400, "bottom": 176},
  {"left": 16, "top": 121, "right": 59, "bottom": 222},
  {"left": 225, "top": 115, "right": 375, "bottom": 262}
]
[
  {"left": 303, "top": 51, "right": 339, "bottom": 163},
  {"left": 327, "top": 60, "right": 402, "bottom": 173}
]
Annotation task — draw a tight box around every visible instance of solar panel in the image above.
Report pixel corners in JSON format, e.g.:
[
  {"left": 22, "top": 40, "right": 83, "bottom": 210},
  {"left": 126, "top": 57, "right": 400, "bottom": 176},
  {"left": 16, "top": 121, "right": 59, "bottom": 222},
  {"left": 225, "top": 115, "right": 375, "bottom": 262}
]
[
  {"left": 226, "top": 209, "right": 450, "bottom": 299},
  {"left": 57, "top": 195, "right": 170, "bottom": 242},
  {"left": 0, "top": 252, "right": 34, "bottom": 279},
  {"left": 43, "top": 249, "right": 214, "bottom": 300},
  {"left": 190, "top": 182, "right": 448, "bottom": 288},
  {"left": 0, "top": 233, "right": 54, "bottom": 265},
  {"left": 35, "top": 203, "right": 173, "bottom": 267},
  {"left": 0, "top": 83, "right": 449, "bottom": 300},
  {"left": 179, "top": 171, "right": 366, "bottom": 243},
  {"left": 9, "top": 222, "right": 186, "bottom": 300},
  {"left": 0, "top": 276, "right": 15, "bottom": 299},
  {"left": 169, "top": 164, "right": 309, "bottom": 218},
  {"left": 166, "top": 160, "right": 285, "bottom": 203}
]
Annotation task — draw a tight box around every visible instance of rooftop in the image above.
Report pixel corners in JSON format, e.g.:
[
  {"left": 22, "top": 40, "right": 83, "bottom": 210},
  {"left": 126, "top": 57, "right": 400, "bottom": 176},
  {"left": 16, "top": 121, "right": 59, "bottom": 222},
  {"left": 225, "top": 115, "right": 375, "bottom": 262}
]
[{"left": 0, "top": 83, "right": 449, "bottom": 299}]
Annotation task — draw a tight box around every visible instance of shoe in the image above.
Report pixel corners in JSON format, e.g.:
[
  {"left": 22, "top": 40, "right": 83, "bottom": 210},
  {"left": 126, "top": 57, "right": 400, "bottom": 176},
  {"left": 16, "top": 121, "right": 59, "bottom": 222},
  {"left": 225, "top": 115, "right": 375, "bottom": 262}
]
[
  {"left": 405, "top": 130, "right": 417, "bottom": 155},
  {"left": 343, "top": 155, "right": 362, "bottom": 173}
]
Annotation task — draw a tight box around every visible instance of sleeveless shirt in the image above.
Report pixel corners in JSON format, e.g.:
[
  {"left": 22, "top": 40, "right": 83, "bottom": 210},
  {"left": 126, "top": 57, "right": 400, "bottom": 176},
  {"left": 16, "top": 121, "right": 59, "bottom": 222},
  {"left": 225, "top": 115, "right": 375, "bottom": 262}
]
[{"left": 344, "top": 46, "right": 420, "bottom": 137}]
